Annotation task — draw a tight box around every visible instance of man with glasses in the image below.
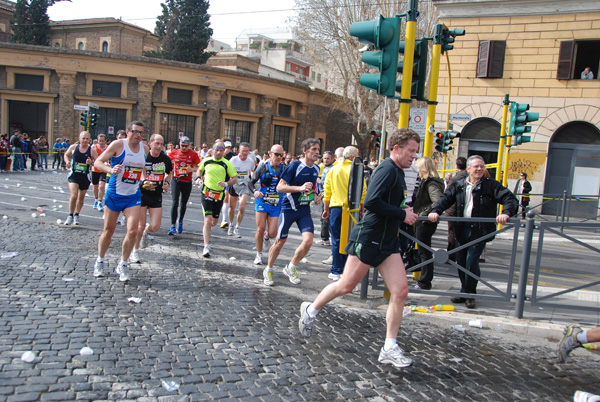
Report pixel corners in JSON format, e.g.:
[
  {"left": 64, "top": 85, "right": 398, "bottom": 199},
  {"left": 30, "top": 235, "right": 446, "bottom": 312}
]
[
  {"left": 168, "top": 136, "right": 200, "bottom": 235},
  {"left": 199, "top": 143, "right": 209, "bottom": 159},
  {"left": 196, "top": 140, "right": 238, "bottom": 257},
  {"left": 93, "top": 121, "right": 149, "bottom": 281},
  {"left": 428, "top": 155, "right": 518, "bottom": 308},
  {"left": 249, "top": 144, "right": 286, "bottom": 265},
  {"left": 263, "top": 138, "right": 321, "bottom": 286}
]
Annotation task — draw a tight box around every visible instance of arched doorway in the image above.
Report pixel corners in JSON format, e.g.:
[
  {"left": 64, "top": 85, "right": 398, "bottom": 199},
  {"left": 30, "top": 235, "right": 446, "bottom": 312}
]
[
  {"left": 543, "top": 121, "right": 600, "bottom": 219},
  {"left": 459, "top": 117, "right": 500, "bottom": 177}
]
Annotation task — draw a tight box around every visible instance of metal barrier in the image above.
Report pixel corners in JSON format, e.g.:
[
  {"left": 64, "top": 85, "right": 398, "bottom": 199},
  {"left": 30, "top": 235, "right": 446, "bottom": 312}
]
[{"left": 359, "top": 212, "right": 600, "bottom": 319}]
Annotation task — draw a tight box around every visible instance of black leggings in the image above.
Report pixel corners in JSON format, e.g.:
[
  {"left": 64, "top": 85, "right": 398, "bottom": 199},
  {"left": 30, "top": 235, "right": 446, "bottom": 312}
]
[{"left": 171, "top": 178, "right": 192, "bottom": 225}]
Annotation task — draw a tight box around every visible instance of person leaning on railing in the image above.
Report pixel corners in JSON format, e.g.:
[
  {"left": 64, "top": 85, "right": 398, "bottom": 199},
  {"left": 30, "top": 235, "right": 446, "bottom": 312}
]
[{"left": 427, "top": 155, "right": 518, "bottom": 309}]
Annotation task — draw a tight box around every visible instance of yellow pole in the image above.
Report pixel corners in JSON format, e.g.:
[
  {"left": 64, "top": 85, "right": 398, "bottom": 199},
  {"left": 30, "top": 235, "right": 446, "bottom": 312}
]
[
  {"left": 340, "top": 203, "right": 349, "bottom": 255},
  {"left": 495, "top": 95, "right": 510, "bottom": 182},
  {"left": 423, "top": 42, "right": 442, "bottom": 157},
  {"left": 497, "top": 115, "right": 512, "bottom": 228},
  {"left": 398, "top": 20, "right": 417, "bottom": 129}
]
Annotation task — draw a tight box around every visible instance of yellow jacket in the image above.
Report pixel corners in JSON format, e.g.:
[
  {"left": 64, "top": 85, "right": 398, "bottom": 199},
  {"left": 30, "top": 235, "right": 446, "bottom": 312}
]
[{"left": 323, "top": 159, "right": 367, "bottom": 208}]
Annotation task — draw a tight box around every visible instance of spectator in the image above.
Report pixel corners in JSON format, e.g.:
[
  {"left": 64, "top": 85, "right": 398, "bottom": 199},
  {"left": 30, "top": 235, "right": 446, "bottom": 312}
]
[
  {"left": 37, "top": 136, "right": 49, "bottom": 170},
  {"left": 0, "top": 134, "right": 9, "bottom": 172},
  {"left": 444, "top": 156, "right": 468, "bottom": 261},
  {"left": 10, "top": 130, "right": 25, "bottom": 172},
  {"left": 513, "top": 172, "right": 532, "bottom": 219},
  {"left": 61, "top": 139, "right": 70, "bottom": 169},
  {"left": 29, "top": 139, "right": 39, "bottom": 170},
  {"left": 316, "top": 150, "right": 335, "bottom": 247},
  {"left": 52, "top": 138, "right": 63, "bottom": 170},
  {"left": 581, "top": 67, "right": 594, "bottom": 80},
  {"left": 21, "top": 133, "right": 30, "bottom": 168}
]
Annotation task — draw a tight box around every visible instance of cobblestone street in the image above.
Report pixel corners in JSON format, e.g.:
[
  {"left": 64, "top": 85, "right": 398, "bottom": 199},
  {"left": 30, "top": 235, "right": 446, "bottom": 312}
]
[{"left": 1, "top": 172, "right": 599, "bottom": 401}]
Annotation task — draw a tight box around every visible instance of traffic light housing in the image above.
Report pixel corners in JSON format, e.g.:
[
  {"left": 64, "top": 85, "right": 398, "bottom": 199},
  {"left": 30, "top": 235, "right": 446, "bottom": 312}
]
[
  {"left": 434, "top": 131, "right": 455, "bottom": 152},
  {"left": 396, "top": 38, "right": 429, "bottom": 101},
  {"left": 441, "top": 26, "right": 466, "bottom": 54},
  {"left": 89, "top": 113, "right": 99, "bottom": 128},
  {"left": 508, "top": 102, "right": 539, "bottom": 146},
  {"left": 350, "top": 15, "right": 401, "bottom": 97},
  {"left": 371, "top": 130, "right": 381, "bottom": 149},
  {"left": 80, "top": 112, "right": 88, "bottom": 127}
]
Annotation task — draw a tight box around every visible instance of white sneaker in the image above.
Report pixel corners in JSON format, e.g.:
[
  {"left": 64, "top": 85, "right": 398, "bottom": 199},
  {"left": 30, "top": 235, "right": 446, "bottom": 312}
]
[
  {"left": 202, "top": 245, "right": 210, "bottom": 258},
  {"left": 64, "top": 216, "right": 73, "bottom": 225},
  {"left": 73, "top": 215, "right": 80, "bottom": 225},
  {"left": 116, "top": 262, "right": 130, "bottom": 282},
  {"left": 227, "top": 226, "right": 234, "bottom": 236},
  {"left": 263, "top": 235, "right": 271, "bottom": 250},
  {"left": 263, "top": 268, "right": 274, "bottom": 286},
  {"left": 254, "top": 253, "right": 263, "bottom": 265},
  {"left": 140, "top": 231, "right": 149, "bottom": 249},
  {"left": 328, "top": 273, "right": 341, "bottom": 281},
  {"left": 93, "top": 260, "right": 105, "bottom": 277},
  {"left": 283, "top": 264, "right": 301, "bottom": 285},
  {"left": 130, "top": 249, "right": 140, "bottom": 263},
  {"left": 299, "top": 301, "right": 316, "bottom": 337},
  {"left": 322, "top": 255, "right": 333, "bottom": 265},
  {"left": 234, "top": 226, "right": 241, "bottom": 238},
  {"left": 119, "top": 215, "right": 126, "bottom": 226},
  {"left": 378, "top": 344, "right": 412, "bottom": 368}
]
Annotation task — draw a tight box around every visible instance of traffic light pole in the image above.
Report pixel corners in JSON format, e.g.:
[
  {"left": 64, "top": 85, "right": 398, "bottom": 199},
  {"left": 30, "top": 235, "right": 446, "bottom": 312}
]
[
  {"left": 423, "top": 26, "right": 442, "bottom": 158},
  {"left": 379, "top": 97, "right": 388, "bottom": 161},
  {"left": 495, "top": 94, "right": 510, "bottom": 182},
  {"left": 397, "top": 0, "right": 418, "bottom": 129}
]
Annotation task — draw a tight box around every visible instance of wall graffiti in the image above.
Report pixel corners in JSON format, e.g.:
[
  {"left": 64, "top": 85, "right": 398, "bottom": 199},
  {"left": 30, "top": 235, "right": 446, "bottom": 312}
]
[{"left": 507, "top": 152, "right": 546, "bottom": 181}]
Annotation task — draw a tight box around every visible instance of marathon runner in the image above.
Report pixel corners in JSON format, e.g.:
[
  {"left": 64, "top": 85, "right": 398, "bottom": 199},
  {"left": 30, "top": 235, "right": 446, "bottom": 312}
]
[
  {"left": 226, "top": 142, "right": 255, "bottom": 238},
  {"left": 130, "top": 134, "right": 172, "bottom": 263},
  {"left": 249, "top": 143, "right": 286, "bottom": 265},
  {"left": 63, "top": 131, "right": 93, "bottom": 225},
  {"left": 90, "top": 133, "right": 108, "bottom": 212},
  {"left": 168, "top": 136, "right": 200, "bottom": 235},
  {"left": 93, "top": 121, "right": 149, "bottom": 281},
  {"left": 263, "top": 138, "right": 321, "bottom": 286},
  {"left": 195, "top": 139, "right": 237, "bottom": 257}
]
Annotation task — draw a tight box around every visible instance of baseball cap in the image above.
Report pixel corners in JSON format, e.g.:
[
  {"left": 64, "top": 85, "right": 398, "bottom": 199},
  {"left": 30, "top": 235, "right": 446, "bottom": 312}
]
[
  {"left": 224, "top": 141, "right": 232, "bottom": 147},
  {"left": 180, "top": 136, "right": 191, "bottom": 144}
]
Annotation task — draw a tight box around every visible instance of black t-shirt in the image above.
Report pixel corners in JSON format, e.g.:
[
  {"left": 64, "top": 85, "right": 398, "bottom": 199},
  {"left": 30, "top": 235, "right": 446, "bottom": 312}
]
[
  {"left": 225, "top": 151, "right": 236, "bottom": 160},
  {"left": 142, "top": 151, "right": 173, "bottom": 193}
]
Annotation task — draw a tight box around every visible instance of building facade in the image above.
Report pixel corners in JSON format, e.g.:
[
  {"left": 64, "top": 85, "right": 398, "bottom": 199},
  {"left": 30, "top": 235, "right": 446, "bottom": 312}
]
[
  {"left": 433, "top": 0, "right": 600, "bottom": 218},
  {"left": 0, "top": 42, "right": 353, "bottom": 156}
]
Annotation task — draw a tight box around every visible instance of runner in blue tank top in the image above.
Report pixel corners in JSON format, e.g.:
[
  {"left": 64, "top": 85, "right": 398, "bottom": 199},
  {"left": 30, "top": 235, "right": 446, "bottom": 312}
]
[
  {"left": 263, "top": 138, "right": 321, "bottom": 286},
  {"left": 92, "top": 121, "right": 149, "bottom": 282}
]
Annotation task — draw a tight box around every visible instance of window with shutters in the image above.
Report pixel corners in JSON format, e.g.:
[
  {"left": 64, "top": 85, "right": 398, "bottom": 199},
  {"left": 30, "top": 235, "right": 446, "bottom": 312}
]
[
  {"left": 476, "top": 41, "right": 506, "bottom": 78},
  {"left": 556, "top": 40, "right": 600, "bottom": 80},
  {"left": 167, "top": 88, "right": 193, "bottom": 105},
  {"left": 14, "top": 74, "right": 44, "bottom": 91},
  {"left": 231, "top": 96, "right": 251, "bottom": 112}
]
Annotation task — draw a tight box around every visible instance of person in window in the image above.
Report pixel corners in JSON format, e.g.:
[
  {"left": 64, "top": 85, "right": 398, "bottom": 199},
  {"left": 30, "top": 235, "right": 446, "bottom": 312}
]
[{"left": 581, "top": 67, "right": 594, "bottom": 80}]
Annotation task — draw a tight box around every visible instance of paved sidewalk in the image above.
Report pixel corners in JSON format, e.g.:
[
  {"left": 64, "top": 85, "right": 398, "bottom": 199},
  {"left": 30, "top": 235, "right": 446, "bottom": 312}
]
[{"left": 0, "top": 171, "right": 599, "bottom": 401}]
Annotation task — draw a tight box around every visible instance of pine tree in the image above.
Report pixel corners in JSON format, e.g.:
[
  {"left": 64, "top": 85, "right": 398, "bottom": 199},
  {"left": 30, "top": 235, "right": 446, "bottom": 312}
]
[
  {"left": 148, "top": 0, "right": 214, "bottom": 64},
  {"left": 10, "top": 0, "right": 60, "bottom": 46}
]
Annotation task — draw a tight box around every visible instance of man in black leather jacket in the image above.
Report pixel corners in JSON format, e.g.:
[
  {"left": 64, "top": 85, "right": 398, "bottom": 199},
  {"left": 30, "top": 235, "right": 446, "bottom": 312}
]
[{"left": 428, "top": 155, "right": 518, "bottom": 309}]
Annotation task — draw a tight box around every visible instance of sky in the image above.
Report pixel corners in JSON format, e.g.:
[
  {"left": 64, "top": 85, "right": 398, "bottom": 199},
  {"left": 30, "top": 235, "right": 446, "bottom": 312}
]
[{"left": 47, "top": 0, "right": 297, "bottom": 47}]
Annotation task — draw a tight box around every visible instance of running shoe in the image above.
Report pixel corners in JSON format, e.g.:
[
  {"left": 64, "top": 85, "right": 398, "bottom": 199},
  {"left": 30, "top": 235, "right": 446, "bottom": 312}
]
[
  {"left": 283, "top": 264, "right": 301, "bottom": 285},
  {"left": 573, "top": 391, "right": 600, "bottom": 402},
  {"left": 130, "top": 249, "right": 141, "bottom": 263},
  {"left": 328, "top": 273, "right": 341, "bottom": 281},
  {"left": 557, "top": 324, "right": 583, "bottom": 363},
  {"left": 93, "top": 260, "right": 104, "bottom": 277},
  {"left": 177, "top": 222, "right": 183, "bottom": 234},
  {"left": 378, "top": 345, "right": 413, "bottom": 368},
  {"left": 116, "top": 262, "right": 130, "bottom": 282},
  {"left": 140, "top": 231, "right": 149, "bottom": 249},
  {"left": 299, "top": 301, "right": 316, "bottom": 337},
  {"left": 263, "top": 267, "right": 274, "bottom": 286},
  {"left": 254, "top": 253, "right": 263, "bottom": 265},
  {"left": 316, "top": 239, "right": 331, "bottom": 246},
  {"left": 202, "top": 245, "right": 210, "bottom": 258},
  {"left": 64, "top": 216, "right": 73, "bottom": 225},
  {"left": 73, "top": 215, "right": 80, "bottom": 225},
  {"left": 322, "top": 255, "right": 333, "bottom": 265},
  {"left": 234, "top": 226, "right": 241, "bottom": 238},
  {"left": 93, "top": 200, "right": 99, "bottom": 209},
  {"left": 263, "top": 235, "right": 271, "bottom": 250},
  {"left": 220, "top": 221, "right": 229, "bottom": 229},
  {"left": 119, "top": 215, "right": 126, "bottom": 226},
  {"left": 97, "top": 203, "right": 104, "bottom": 212},
  {"left": 168, "top": 225, "right": 176, "bottom": 236},
  {"left": 227, "top": 226, "right": 234, "bottom": 236}
]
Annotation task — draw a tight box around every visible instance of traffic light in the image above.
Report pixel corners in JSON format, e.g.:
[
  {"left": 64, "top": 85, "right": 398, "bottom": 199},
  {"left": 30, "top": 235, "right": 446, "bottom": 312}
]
[
  {"left": 80, "top": 112, "right": 88, "bottom": 127},
  {"left": 350, "top": 15, "right": 401, "bottom": 97},
  {"left": 434, "top": 131, "right": 454, "bottom": 152},
  {"left": 508, "top": 102, "right": 539, "bottom": 146},
  {"left": 441, "top": 26, "right": 466, "bottom": 54},
  {"left": 396, "top": 38, "right": 429, "bottom": 101},
  {"left": 371, "top": 130, "right": 381, "bottom": 149},
  {"left": 89, "top": 113, "right": 99, "bottom": 128}
]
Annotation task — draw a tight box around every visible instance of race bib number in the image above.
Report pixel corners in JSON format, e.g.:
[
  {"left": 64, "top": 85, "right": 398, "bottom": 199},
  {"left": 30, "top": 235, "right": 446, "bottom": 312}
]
[
  {"left": 237, "top": 171, "right": 249, "bottom": 183},
  {"left": 298, "top": 191, "right": 315, "bottom": 206},
  {"left": 74, "top": 163, "right": 88, "bottom": 173},
  {"left": 147, "top": 173, "right": 164, "bottom": 182},
  {"left": 203, "top": 189, "right": 222, "bottom": 200},
  {"left": 122, "top": 166, "right": 142, "bottom": 184},
  {"left": 177, "top": 167, "right": 189, "bottom": 177},
  {"left": 264, "top": 193, "right": 280, "bottom": 206}
]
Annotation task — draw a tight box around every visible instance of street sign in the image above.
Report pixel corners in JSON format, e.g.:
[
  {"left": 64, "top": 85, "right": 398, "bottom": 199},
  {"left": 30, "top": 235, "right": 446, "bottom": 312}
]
[
  {"left": 108, "top": 126, "right": 114, "bottom": 135},
  {"left": 409, "top": 108, "right": 427, "bottom": 137},
  {"left": 450, "top": 113, "right": 471, "bottom": 121},
  {"left": 88, "top": 102, "right": 100, "bottom": 109},
  {"left": 74, "top": 105, "right": 88, "bottom": 111}
]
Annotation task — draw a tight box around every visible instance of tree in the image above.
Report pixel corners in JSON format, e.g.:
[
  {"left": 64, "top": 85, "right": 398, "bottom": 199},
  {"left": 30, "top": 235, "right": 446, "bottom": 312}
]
[
  {"left": 10, "top": 0, "right": 67, "bottom": 46},
  {"left": 148, "top": 0, "right": 215, "bottom": 65},
  {"left": 293, "top": 0, "right": 437, "bottom": 157}
]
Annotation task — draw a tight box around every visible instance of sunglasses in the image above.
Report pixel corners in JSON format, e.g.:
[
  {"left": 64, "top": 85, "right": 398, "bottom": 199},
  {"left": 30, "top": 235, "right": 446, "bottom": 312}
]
[
  {"left": 130, "top": 130, "right": 144, "bottom": 135},
  {"left": 272, "top": 152, "right": 283, "bottom": 157},
  {"left": 181, "top": 144, "right": 189, "bottom": 147}
]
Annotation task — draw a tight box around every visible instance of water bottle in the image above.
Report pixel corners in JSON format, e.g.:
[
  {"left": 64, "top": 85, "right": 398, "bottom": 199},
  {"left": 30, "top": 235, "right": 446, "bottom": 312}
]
[{"left": 430, "top": 304, "right": 455, "bottom": 311}]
